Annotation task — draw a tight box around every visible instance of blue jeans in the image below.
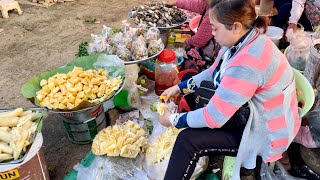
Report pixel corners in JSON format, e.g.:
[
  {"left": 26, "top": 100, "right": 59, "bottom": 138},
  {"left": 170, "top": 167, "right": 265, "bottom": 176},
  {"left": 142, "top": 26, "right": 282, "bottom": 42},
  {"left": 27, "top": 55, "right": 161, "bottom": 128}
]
[{"left": 272, "top": 0, "right": 313, "bottom": 31}]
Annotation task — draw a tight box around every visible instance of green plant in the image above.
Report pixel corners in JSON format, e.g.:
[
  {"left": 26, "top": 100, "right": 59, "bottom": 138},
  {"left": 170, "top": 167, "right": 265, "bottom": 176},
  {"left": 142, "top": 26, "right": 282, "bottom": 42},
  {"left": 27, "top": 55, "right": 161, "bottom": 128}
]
[{"left": 75, "top": 41, "right": 89, "bottom": 57}]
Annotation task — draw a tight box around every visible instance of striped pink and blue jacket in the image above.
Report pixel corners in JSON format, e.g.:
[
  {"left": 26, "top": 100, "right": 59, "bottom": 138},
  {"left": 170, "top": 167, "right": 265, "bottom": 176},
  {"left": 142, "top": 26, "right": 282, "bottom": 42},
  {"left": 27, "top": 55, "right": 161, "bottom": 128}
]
[{"left": 186, "top": 29, "right": 300, "bottom": 178}]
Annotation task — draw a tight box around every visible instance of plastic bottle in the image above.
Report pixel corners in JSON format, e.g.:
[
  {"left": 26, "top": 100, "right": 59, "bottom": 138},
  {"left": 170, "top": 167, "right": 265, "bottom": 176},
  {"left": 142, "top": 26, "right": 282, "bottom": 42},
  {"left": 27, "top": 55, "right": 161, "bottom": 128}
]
[
  {"left": 155, "top": 49, "right": 179, "bottom": 96},
  {"left": 167, "top": 30, "right": 176, "bottom": 49}
]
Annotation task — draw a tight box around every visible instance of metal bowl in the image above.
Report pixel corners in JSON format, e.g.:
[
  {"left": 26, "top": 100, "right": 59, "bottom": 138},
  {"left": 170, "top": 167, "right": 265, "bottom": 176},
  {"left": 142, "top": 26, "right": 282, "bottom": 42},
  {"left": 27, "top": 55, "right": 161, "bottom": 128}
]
[
  {"left": 128, "top": 11, "right": 188, "bottom": 30},
  {"left": 29, "top": 77, "right": 126, "bottom": 114}
]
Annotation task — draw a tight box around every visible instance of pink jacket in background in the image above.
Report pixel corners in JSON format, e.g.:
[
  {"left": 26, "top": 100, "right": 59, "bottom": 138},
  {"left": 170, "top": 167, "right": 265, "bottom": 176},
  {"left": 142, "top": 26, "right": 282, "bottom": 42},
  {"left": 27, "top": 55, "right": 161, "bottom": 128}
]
[{"left": 176, "top": 0, "right": 213, "bottom": 48}]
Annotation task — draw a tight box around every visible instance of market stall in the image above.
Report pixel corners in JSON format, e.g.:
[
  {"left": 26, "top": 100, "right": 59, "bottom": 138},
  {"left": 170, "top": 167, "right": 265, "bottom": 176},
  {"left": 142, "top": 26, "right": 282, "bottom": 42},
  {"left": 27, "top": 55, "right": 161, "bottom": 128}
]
[{"left": 1, "top": 1, "right": 320, "bottom": 180}]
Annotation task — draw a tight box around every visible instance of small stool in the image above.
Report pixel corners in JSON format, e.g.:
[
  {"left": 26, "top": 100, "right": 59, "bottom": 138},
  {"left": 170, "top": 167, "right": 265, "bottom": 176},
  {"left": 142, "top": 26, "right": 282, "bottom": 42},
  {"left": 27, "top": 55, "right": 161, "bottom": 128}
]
[{"left": 0, "top": 0, "right": 23, "bottom": 19}]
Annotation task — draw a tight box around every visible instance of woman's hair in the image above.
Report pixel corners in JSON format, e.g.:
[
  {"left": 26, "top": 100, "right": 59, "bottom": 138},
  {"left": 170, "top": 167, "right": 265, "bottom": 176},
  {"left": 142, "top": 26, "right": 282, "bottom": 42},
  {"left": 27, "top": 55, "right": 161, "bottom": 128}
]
[{"left": 210, "top": 0, "right": 270, "bottom": 33}]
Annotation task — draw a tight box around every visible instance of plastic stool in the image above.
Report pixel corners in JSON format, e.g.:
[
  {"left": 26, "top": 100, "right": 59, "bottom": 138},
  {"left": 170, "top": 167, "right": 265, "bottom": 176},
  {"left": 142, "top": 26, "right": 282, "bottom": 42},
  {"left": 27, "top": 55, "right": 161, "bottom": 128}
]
[{"left": 0, "top": 0, "right": 23, "bottom": 19}]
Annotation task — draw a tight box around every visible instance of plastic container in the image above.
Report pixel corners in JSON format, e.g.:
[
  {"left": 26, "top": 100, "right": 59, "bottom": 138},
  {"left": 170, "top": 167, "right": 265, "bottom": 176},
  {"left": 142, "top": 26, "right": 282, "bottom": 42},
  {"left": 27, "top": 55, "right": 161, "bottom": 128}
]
[
  {"left": 0, "top": 133, "right": 50, "bottom": 180},
  {"left": 189, "top": 15, "right": 201, "bottom": 33},
  {"left": 140, "top": 65, "right": 155, "bottom": 80},
  {"left": 293, "top": 68, "right": 315, "bottom": 117},
  {"left": 59, "top": 104, "right": 107, "bottom": 144},
  {"left": 63, "top": 105, "right": 107, "bottom": 144},
  {"left": 155, "top": 49, "right": 179, "bottom": 96},
  {"left": 266, "top": 26, "right": 284, "bottom": 47}
]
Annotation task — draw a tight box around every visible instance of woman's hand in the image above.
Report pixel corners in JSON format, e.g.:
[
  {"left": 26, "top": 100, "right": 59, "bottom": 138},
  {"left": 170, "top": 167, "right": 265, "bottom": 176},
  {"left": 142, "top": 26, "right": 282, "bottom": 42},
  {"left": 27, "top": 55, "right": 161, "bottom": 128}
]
[
  {"left": 288, "top": 23, "right": 297, "bottom": 32},
  {"left": 162, "top": 0, "right": 176, "bottom": 6},
  {"left": 161, "top": 85, "right": 180, "bottom": 103},
  {"left": 159, "top": 107, "right": 172, "bottom": 127}
]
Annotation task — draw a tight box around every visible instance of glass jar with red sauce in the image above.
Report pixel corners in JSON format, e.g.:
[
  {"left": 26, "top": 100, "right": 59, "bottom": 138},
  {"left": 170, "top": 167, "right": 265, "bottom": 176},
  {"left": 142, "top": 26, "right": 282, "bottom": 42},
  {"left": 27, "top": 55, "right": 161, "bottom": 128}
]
[{"left": 155, "top": 49, "right": 179, "bottom": 96}]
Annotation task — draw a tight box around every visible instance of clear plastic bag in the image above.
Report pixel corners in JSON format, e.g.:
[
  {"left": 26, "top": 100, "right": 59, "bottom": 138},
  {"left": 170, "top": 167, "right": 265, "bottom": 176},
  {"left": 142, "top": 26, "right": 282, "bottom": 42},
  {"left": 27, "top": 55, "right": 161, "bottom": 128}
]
[
  {"left": 145, "top": 27, "right": 160, "bottom": 44},
  {"left": 304, "top": 38, "right": 320, "bottom": 91},
  {"left": 137, "top": 23, "right": 148, "bottom": 36},
  {"left": 87, "top": 33, "right": 109, "bottom": 54},
  {"left": 117, "top": 110, "right": 141, "bottom": 125},
  {"left": 132, "top": 35, "right": 148, "bottom": 60},
  {"left": 285, "top": 29, "right": 310, "bottom": 71},
  {"left": 148, "top": 39, "right": 163, "bottom": 56},
  {"left": 132, "top": 35, "right": 147, "bottom": 51},
  {"left": 101, "top": 25, "right": 113, "bottom": 41},
  {"left": 127, "top": 27, "right": 137, "bottom": 39},
  {"left": 144, "top": 126, "right": 207, "bottom": 180},
  {"left": 121, "top": 20, "right": 130, "bottom": 33},
  {"left": 74, "top": 155, "right": 149, "bottom": 180},
  {"left": 110, "top": 32, "right": 124, "bottom": 47},
  {"left": 116, "top": 46, "right": 132, "bottom": 61},
  {"left": 260, "top": 161, "right": 306, "bottom": 180},
  {"left": 116, "top": 33, "right": 134, "bottom": 51},
  {"left": 304, "top": 105, "right": 320, "bottom": 147},
  {"left": 93, "top": 54, "right": 125, "bottom": 78},
  {"left": 286, "top": 45, "right": 309, "bottom": 71}
]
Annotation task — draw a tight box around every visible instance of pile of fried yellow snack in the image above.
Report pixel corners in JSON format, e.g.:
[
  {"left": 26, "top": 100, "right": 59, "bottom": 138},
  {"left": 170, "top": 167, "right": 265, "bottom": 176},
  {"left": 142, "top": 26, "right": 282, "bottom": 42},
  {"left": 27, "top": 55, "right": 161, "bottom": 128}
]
[
  {"left": 146, "top": 127, "right": 182, "bottom": 163},
  {"left": 0, "top": 108, "right": 42, "bottom": 162},
  {"left": 92, "top": 120, "right": 147, "bottom": 158},
  {"left": 36, "top": 67, "right": 123, "bottom": 110}
]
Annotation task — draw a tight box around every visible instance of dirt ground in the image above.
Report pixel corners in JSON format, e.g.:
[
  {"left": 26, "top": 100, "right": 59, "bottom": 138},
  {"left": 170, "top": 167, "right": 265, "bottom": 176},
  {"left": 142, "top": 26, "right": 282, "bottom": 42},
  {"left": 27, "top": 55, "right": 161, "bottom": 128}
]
[{"left": 0, "top": 0, "right": 149, "bottom": 179}]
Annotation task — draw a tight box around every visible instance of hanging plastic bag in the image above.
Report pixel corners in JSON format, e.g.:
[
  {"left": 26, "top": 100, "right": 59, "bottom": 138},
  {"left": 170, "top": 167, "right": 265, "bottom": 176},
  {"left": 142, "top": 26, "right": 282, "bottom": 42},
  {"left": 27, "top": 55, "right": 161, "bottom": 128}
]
[{"left": 74, "top": 155, "right": 149, "bottom": 180}]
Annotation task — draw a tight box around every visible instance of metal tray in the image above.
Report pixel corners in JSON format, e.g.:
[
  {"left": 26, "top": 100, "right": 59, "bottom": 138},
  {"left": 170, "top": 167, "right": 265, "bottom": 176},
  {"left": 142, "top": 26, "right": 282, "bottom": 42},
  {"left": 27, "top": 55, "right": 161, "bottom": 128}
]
[
  {"left": 123, "top": 44, "right": 164, "bottom": 65},
  {"left": 29, "top": 76, "right": 126, "bottom": 114},
  {"left": 128, "top": 11, "right": 188, "bottom": 30},
  {"left": 0, "top": 108, "right": 46, "bottom": 165}
]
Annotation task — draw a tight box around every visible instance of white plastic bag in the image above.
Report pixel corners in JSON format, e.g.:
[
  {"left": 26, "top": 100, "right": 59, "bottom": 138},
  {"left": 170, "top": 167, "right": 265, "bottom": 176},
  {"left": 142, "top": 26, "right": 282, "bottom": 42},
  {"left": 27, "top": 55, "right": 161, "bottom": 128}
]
[
  {"left": 144, "top": 126, "right": 207, "bottom": 180},
  {"left": 285, "top": 29, "right": 310, "bottom": 71},
  {"left": 74, "top": 155, "right": 149, "bottom": 180}
]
